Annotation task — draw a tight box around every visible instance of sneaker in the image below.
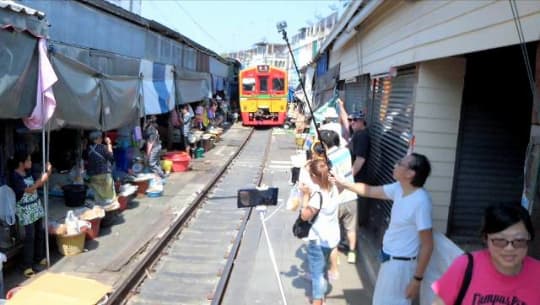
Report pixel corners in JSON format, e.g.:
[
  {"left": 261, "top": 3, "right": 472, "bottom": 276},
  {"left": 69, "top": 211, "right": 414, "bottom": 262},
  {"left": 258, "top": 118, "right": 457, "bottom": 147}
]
[
  {"left": 39, "top": 258, "right": 47, "bottom": 266},
  {"left": 347, "top": 251, "right": 356, "bottom": 264},
  {"left": 23, "top": 268, "right": 35, "bottom": 278}
]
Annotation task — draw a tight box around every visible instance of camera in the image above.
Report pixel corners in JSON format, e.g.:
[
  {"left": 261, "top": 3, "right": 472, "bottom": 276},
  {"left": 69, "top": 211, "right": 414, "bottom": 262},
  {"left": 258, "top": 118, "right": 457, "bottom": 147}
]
[
  {"left": 237, "top": 187, "right": 279, "bottom": 208},
  {"left": 276, "top": 21, "right": 287, "bottom": 33}
]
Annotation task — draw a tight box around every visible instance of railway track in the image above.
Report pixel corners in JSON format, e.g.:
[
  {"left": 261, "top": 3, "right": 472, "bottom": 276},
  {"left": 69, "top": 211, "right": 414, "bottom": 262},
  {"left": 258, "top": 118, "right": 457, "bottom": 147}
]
[{"left": 107, "top": 128, "right": 273, "bottom": 305}]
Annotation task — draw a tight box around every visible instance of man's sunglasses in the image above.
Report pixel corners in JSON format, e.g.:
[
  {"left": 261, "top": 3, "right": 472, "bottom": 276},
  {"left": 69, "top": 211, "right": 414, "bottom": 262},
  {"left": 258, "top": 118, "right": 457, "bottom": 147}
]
[{"left": 348, "top": 118, "right": 362, "bottom": 122}]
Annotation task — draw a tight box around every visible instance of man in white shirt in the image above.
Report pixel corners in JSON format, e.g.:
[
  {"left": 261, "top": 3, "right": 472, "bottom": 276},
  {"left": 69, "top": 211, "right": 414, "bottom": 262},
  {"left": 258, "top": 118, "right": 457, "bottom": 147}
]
[{"left": 333, "top": 153, "right": 434, "bottom": 305}]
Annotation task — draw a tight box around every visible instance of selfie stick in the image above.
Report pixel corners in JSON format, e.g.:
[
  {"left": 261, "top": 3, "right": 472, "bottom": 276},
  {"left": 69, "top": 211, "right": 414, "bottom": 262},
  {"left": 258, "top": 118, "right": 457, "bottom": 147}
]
[
  {"left": 277, "top": 21, "right": 328, "bottom": 162},
  {"left": 256, "top": 205, "right": 288, "bottom": 305}
]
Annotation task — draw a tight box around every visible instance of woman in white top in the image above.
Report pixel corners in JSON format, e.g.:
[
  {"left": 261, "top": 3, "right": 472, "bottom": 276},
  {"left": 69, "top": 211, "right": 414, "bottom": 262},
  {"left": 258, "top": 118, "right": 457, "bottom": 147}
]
[{"left": 299, "top": 159, "right": 340, "bottom": 305}]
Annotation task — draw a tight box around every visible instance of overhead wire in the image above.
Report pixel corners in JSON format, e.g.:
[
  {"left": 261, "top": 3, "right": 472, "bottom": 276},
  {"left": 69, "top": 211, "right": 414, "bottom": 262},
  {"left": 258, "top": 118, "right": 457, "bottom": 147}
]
[
  {"left": 508, "top": 0, "right": 536, "bottom": 98},
  {"left": 172, "top": 1, "right": 225, "bottom": 50}
]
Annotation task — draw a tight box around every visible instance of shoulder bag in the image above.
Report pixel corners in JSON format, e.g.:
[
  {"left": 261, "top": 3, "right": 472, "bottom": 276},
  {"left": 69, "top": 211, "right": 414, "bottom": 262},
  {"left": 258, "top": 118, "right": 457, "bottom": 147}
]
[
  {"left": 454, "top": 252, "right": 473, "bottom": 305},
  {"left": 292, "top": 191, "right": 322, "bottom": 239}
]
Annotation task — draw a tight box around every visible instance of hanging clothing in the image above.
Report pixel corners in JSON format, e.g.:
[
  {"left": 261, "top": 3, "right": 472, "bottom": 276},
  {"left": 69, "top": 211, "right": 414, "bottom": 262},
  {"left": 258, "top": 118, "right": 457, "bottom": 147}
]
[{"left": 23, "top": 38, "right": 58, "bottom": 130}]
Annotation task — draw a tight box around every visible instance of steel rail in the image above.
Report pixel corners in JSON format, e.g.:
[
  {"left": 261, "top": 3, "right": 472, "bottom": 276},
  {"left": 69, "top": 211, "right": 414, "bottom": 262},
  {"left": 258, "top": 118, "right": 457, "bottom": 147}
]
[
  {"left": 209, "top": 127, "right": 274, "bottom": 305},
  {"left": 106, "top": 127, "right": 257, "bottom": 305}
]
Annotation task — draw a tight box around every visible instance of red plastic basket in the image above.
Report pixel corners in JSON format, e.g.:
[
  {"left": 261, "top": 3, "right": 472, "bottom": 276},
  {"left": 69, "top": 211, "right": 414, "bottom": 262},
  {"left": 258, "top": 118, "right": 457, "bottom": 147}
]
[
  {"left": 163, "top": 151, "right": 191, "bottom": 172},
  {"left": 118, "top": 195, "right": 128, "bottom": 211},
  {"left": 85, "top": 217, "right": 102, "bottom": 240}
]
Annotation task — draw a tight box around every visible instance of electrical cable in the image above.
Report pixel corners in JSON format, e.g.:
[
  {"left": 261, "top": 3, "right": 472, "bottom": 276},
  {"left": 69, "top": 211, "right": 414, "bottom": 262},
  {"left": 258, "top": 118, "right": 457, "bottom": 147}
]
[
  {"left": 508, "top": 0, "right": 536, "bottom": 98},
  {"left": 172, "top": 1, "right": 225, "bottom": 50}
]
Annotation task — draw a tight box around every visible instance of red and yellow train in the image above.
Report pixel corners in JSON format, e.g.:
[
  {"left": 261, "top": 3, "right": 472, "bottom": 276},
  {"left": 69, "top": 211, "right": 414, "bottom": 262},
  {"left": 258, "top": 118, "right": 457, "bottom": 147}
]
[{"left": 239, "top": 65, "right": 288, "bottom": 127}]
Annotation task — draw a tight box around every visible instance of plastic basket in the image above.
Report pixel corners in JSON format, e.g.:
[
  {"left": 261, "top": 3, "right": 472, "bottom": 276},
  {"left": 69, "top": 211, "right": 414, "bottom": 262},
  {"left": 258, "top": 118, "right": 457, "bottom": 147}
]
[
  {"left": 62, "top": 184, "right": 88, "bottom": 207},
  {"left": 56, "top": 232, "right": 86, "bottom": 256},
  {"left": 132, "top": 180, "right": 149, "bottom": 195},
  {"left": 85, "top": 217, "right": 102, "bottom": 240},
  {"left": 162, "top": 151, "right": 191, "bottom": 172}
]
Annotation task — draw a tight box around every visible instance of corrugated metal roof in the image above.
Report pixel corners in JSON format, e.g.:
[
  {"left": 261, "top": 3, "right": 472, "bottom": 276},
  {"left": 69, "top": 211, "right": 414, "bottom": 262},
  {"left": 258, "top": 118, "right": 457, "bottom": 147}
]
[
  {"left": 77, "top": 0, "right": 224, "bottom": 62},
  {"left": 0, "top": 0, "right": 45, "bottom": 19}
]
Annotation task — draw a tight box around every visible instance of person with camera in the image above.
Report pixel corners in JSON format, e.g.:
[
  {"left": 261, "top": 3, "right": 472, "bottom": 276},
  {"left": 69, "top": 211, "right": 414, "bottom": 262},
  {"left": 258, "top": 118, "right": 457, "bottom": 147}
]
[
  {"left": 298, "top": 158, "right": 340, "bottom": 305},
  {"left": 431, "top": 202, "right": 540, "bottom": 305}
]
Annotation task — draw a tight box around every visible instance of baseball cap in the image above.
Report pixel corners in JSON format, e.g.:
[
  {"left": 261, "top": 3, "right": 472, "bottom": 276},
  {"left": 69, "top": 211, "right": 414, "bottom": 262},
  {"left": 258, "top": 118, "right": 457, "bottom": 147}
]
[{"left": 348, "top": 111, "right": 365, "bottom": 120}]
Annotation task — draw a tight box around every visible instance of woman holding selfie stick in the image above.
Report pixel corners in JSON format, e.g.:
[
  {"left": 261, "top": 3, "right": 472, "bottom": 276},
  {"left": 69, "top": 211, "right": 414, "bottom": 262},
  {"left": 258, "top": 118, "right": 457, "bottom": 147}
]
[{"left": 298, "top": 159, "right": 340, "bottom": 305}]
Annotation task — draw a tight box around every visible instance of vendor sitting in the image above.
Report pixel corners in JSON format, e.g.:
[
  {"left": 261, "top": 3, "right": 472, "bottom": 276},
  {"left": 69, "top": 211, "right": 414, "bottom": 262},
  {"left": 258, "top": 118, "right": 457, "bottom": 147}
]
[
  {"left": 208, "top": 100, "right": 224, "bottom": 127},
  {"left": 86, "top": 131, "right": 116, "bottom": 206}
]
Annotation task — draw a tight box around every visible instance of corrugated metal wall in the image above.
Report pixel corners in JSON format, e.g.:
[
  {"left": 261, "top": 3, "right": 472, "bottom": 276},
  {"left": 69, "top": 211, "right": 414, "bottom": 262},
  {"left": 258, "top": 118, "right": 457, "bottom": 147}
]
[
  {"left": 24, "top": 0, "right": 202, "bottom": 70},
  {"left": 364, "top": 66, "right": 417, "bottom": 243}
]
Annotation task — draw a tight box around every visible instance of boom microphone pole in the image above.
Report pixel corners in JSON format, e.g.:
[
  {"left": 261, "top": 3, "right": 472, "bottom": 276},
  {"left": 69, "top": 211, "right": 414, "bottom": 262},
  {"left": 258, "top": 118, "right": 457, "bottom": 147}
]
[{"left": 277, "top": 21, "right": 327, "bottom": 161}]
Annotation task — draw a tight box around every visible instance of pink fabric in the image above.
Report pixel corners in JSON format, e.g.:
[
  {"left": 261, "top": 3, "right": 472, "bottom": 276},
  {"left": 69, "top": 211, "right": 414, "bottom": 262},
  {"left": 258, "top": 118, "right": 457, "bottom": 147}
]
[
  {"left": 432, "top": 249, "right": 540, "bottom": 305},
  {"left": 23, "top": 38, "right": 57, "bottom": 129}
]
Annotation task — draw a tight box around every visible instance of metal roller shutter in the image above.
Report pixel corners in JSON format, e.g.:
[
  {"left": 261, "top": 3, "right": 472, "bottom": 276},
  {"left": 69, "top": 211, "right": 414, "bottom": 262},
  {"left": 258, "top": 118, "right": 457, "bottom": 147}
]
[
  {"left": 344, "top": 75, "right": 370, "bottom": 113},
  {"left": 448, "top": 46, "right": 533, "bottom": 244},
  {"left": 364, "top": 66, "right": 417, "bottom": 243}
]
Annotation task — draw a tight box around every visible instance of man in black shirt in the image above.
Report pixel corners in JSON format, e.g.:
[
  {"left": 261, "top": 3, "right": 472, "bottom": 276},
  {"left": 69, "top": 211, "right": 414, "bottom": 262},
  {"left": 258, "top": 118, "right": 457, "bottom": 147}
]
[{"left": 347, "top": 111, "right": 370, "bottom": 263}]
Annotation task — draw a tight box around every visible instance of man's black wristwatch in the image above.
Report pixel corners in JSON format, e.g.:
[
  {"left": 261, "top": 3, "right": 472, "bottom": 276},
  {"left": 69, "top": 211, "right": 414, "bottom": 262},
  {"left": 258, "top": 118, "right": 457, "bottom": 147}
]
[{"left": 413, "top": 275, "right": 423, "bottom": 282}]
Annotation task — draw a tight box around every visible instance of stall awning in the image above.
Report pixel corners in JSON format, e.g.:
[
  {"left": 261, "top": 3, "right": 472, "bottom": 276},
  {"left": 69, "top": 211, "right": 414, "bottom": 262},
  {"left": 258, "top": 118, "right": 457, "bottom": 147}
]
[
  {"left": 139, "top": 59, "right": 175, "bottom": 115},
  {"left": 49, "top": 52, "right": 141, "bottom": 131},
  {"left": 0, "top": 1, "right": 47, "bottom": 36},
  {"left": 312, "top": 64, "right": 340, "bottom": 111},
  {"left": 0, "top": 1, "right": 49, "bottom": 119},
  {"left": 209, "top": 57, "right": 228, "bottom": 78},
  {"left": 175, "top": 68, "right": 211, "bottom": 104}
]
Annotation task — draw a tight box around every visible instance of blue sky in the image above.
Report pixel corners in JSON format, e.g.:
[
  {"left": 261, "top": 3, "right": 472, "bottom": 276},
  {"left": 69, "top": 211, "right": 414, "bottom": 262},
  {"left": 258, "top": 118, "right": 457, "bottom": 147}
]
[{"left": 141, "top": 0, "right": 342, "bottom": 54}]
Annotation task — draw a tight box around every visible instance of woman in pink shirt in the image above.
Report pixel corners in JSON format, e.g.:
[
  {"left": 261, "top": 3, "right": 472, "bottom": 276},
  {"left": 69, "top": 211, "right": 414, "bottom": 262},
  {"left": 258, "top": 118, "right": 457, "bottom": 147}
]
[{"left": 432, "top": 202, "right": 540, "bottom": 305}]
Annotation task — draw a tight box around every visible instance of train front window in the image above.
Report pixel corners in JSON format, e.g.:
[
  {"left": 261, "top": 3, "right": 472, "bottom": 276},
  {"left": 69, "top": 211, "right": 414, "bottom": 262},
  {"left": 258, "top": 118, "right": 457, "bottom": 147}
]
[
  {"left": 259, "top": 76, "right": 268, "bottom": 93},
  {"left": 272, "top": 78, "right": 285, "bottom": 92},
  {"left": 242, "top": 78, "right": 256, "bottom": 92}
]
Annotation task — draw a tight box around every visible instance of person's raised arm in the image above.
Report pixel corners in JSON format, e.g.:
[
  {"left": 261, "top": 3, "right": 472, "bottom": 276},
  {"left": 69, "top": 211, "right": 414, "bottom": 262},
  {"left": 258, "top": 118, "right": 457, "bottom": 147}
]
[
  {"left": 26, "top": 162, "right": 52, "bottom": 193},
  {"left": 336, "top": 98, "right": 351, "bottom": 140},
  {"left": 332, "top": 177, "right": 388, "bottom": 200}
]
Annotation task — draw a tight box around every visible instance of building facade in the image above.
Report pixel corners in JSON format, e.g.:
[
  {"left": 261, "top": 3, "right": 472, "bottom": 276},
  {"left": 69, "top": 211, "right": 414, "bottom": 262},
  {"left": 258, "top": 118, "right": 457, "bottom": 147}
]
[{"left": 313, "top": 0, "right": 540, "bottom": 283}]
